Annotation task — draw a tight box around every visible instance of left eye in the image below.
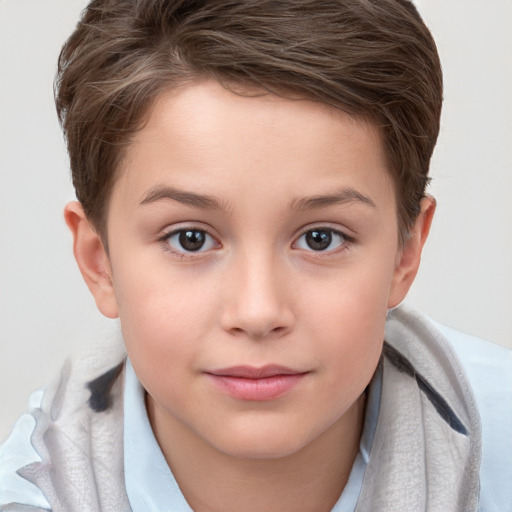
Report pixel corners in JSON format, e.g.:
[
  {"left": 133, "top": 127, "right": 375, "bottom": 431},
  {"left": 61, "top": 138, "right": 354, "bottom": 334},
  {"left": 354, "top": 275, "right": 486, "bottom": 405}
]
[
  {"left": 295, "top": 229, "right": 346, "bottom": 252},
  {"left": 165, "top": 229, "right": 218, "bottom": 253}
]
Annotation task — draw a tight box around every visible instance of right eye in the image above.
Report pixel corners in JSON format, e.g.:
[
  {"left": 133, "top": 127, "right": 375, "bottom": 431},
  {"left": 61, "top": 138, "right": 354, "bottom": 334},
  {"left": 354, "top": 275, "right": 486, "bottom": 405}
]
[{"left": 164, "top": 229, "right": 218, "bottom": 254}]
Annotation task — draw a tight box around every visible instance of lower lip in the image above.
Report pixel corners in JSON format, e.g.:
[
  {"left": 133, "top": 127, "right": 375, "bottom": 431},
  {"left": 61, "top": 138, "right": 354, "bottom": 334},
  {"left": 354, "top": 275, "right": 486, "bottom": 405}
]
[{"left": 207, "top": 374, "right": 306, "bottom": 401}]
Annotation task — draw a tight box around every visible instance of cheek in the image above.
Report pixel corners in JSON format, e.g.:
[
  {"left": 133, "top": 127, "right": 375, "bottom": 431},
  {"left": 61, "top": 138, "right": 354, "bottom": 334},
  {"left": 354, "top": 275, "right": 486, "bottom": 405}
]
[
  {"left": 302, "top": 254, "right": 393, "bottom": 330},
  {"left": 111, "top": 256, "right": 219, "bottom": 375},
  {"left": 299, "top": 259, "right": 393, "bottom": 383}
]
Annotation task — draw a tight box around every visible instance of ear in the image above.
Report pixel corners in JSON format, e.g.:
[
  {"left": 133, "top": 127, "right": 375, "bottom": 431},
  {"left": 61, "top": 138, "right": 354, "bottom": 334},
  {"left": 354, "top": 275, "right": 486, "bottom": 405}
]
[
  {"left": 387, "top": 196, "right": 436, "bottom": 309},
  {"left": 64, "top": 201, "right": 119, "bottom": 318}
]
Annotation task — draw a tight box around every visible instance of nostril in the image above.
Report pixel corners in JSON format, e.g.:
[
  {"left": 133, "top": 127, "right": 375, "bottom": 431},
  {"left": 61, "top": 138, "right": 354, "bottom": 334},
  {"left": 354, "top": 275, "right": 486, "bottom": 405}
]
[{"left": 227, "top": 323, "right": 290, "bottom": 340}]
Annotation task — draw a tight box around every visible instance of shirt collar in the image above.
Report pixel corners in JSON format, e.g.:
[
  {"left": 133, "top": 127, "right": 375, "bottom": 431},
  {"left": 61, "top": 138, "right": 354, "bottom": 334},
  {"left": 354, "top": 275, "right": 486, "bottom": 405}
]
[{"left": 124, "top": 358, "right": 192, "bottom": 511}]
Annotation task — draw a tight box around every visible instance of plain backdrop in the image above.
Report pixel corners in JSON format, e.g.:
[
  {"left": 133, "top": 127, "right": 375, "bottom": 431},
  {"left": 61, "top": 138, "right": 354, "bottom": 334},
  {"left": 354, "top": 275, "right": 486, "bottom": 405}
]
[{"left": 1, "top": 0, "right": 511, "bottom": 441}]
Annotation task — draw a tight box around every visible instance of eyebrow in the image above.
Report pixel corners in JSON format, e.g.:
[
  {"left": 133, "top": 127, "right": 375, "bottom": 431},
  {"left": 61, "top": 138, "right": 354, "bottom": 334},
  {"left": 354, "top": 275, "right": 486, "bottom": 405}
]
[
  {"left": 140, "top": 185, "right": 223, "bottom": 210},
  {"left": 291, "top": 187, "right": 377, "bottom": 211},
  {"left": 139, "top": 184, "right": 376, "bottom": 212}
]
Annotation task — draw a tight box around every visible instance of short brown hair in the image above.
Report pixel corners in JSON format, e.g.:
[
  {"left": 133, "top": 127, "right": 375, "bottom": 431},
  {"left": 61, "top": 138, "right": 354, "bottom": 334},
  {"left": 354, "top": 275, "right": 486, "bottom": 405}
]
[{"left": 55, "top": 0, "right": 442, "bottom": 244}]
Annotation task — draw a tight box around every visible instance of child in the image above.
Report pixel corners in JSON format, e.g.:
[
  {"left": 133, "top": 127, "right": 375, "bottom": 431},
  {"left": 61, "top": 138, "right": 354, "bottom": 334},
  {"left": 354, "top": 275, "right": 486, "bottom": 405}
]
[{"left": 1, "top": 1, "right": 510, "bottom": 511}]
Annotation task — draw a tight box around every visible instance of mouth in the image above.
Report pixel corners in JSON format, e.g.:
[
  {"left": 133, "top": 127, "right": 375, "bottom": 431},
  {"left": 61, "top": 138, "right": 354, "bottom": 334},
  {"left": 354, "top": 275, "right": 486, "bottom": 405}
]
[{"left": 205, "top": 365, "right": 309, "bottom": 401}]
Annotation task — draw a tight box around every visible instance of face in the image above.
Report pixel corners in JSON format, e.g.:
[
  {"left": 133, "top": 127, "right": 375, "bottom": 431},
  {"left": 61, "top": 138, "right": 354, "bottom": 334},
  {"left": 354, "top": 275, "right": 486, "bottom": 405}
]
[{"left": 101, "top": 79, "right": 412, "bottom": 460}]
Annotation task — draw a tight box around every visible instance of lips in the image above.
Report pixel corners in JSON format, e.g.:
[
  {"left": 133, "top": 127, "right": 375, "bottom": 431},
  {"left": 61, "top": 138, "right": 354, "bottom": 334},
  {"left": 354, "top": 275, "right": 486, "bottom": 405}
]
[{"left": 205, "top": 365, "right": 308, "bottom": 401}]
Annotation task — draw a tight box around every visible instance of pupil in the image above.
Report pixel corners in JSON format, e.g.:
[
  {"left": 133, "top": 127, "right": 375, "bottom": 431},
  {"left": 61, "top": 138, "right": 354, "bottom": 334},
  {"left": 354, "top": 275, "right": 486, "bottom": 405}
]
[
  {"left": 179, "top": 230, "right": 206, "bottom": 251},
  {"left": 306, "top": 230, "right": 332, "bottom": 251}
]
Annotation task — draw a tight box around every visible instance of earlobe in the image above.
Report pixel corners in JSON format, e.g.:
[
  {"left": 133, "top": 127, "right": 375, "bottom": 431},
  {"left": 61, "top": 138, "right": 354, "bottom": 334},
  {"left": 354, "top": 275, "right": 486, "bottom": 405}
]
[
  {"left": 387, "top": 196, "right": 436, "bottom": 309},
  {"left": 64, "top": 201, "right": 119, "bottom": 319}
]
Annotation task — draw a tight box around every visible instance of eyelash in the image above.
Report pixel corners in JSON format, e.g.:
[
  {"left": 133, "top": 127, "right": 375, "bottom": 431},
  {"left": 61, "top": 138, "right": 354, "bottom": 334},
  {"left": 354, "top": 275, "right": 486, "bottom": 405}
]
[
  {"left": 158, "top": 225, "right": 354, "bottom": 258},
  {"left": 159, "top": 227, "right": 220, "bottom": 258},
  {"left": 293, "top": 226, "right": 353, "bottom": 254}
]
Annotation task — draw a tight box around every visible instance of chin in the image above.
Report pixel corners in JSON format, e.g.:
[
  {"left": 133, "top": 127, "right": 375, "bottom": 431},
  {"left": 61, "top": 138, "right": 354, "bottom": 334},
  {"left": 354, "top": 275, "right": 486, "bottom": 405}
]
[{"left": 205, "top": 421, "right": 314, "bottom": 461}]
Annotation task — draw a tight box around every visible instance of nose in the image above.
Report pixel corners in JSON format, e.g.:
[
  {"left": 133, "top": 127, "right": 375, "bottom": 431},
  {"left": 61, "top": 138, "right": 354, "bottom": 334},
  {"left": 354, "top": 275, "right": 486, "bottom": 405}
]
[{"left": 220, "top": 251, "right": 295, "bottom": 340}]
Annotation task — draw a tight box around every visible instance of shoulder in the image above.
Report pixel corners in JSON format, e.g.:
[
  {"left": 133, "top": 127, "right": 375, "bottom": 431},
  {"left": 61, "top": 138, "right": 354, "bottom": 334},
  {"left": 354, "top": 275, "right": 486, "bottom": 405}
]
[
  {"left": 0, "top": 390, "right": 51, "bottom": 510},
  {"left": 0, "top": 337, "right": 129, "bottom": 511},
  {"left": 386, "top": 304, "right": 512, "bottom": 397},
  {"left": 388, "top": 304, "right": 512, "bottom": 512},
  {"left": 433, "top": 320, "right": 512, "bottom": 391},
  {"left": 432, "top": 320, "right": 512, "bottom": 512}
]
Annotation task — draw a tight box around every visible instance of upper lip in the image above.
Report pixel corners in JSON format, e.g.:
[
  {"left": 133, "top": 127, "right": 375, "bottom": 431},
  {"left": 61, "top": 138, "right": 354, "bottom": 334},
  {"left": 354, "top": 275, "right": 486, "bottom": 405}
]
[{"left": 206, "top": 365, "right": 306, "bottom": 379}]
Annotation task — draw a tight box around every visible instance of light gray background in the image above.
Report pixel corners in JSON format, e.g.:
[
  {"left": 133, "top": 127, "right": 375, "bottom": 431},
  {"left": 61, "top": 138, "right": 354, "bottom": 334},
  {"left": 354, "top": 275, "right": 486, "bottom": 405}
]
[{"left": 1, "top": 0, "right": 511, "bottom": 441}]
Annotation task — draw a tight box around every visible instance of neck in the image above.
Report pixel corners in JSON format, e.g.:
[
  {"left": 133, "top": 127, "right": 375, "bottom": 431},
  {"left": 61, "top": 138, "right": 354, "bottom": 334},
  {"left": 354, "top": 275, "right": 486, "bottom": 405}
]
[{"left": 147, "top": 393, "right": 366, "bottom": 512}]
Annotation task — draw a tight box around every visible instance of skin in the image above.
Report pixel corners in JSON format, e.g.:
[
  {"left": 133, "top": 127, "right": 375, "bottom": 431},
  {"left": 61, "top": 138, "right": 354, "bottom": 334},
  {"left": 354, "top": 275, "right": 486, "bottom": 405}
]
[{"left": 65, "top": 79, "right": 434, "bottom": 511}]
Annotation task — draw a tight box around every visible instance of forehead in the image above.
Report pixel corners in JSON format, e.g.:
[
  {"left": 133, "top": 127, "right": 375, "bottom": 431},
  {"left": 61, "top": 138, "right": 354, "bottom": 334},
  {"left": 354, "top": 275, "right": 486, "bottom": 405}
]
[
  {"left": 112, "top": 79, "right": 395, "bottom": 217},
  {"left": 137, "top": 79, "right": 379, "bottom": 151}
]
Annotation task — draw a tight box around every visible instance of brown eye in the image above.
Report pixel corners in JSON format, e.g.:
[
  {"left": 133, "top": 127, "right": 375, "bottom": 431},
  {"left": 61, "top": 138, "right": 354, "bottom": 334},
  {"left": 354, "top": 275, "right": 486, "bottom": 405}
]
[
  {"left": 165, "top": 229, "right": 217, "bottom": 253},
  {"left": 305, "top": 230, "right": 332, "bottom": 251},
  {"left": 179, "top": 230, "right": 206, "bottom": 251},
  {"left": 295, "top": 228, "right": 347, "bottom": 252}
]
